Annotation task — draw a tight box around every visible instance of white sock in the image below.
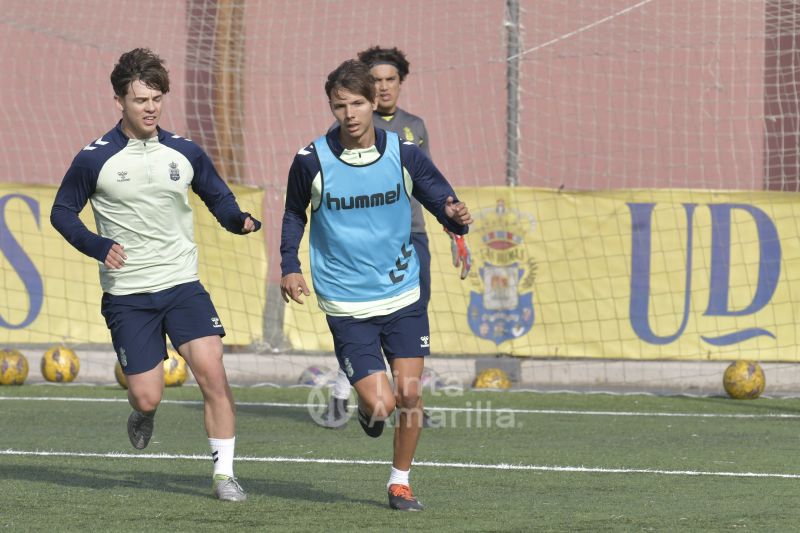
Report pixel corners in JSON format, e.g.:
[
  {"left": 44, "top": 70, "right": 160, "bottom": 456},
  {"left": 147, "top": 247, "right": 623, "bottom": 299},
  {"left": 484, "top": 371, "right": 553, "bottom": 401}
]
[
  {"left": 209, "top": 436, "right": 235, "bottom": 478},
  {"left": 387, "top": 466, "right": 410, "bottom": 488},
  {"left": 332, "top": 368, "right": 352, "bottom": 400}
]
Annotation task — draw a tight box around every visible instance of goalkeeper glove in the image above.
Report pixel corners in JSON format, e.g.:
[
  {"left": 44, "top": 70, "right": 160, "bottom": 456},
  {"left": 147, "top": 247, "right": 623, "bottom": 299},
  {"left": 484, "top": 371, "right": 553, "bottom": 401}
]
[{"left": 445, "top": 228, "right": 471, "bottom": 280}]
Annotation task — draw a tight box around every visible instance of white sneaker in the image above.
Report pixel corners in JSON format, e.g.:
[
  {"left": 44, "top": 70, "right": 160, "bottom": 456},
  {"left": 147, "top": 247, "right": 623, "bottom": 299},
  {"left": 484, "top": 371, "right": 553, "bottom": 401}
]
[{"left": 213, "top": 474, "right": 247, "bottom": 502}]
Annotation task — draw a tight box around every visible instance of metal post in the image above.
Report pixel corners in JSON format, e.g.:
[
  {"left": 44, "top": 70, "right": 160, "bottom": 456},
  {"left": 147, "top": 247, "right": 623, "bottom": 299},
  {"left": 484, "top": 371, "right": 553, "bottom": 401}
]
[{"left": 506, "top": 0, "right": 521, "bottom": 186}]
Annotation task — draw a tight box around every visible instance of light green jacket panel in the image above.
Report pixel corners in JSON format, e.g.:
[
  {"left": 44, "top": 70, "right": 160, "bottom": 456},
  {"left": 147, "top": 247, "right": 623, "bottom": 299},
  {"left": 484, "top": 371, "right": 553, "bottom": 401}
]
[{"left": 91, "top": 137, "right": 199, "bottom": 295}]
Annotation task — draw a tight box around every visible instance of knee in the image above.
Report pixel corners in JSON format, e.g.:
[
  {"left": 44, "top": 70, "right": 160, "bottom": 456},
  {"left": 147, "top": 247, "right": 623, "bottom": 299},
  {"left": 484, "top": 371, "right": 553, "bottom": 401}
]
[
  {"left": 364, "top": 394, "right": 396, "bottom": 420},
  {"left": 195, "top": 370, "right": 231, "bottom": 401},
  {"left": 192, "top": 366, "right": 221, "bottom": 389},
  {"left": 396, "top": 390, "right": 422, "bottom": 411},
  {"left": 188, "top": 358, "right": 226, "bottom": 391},
  {"left": 128, "top": 389, "right": 161, "bottom": 413}
]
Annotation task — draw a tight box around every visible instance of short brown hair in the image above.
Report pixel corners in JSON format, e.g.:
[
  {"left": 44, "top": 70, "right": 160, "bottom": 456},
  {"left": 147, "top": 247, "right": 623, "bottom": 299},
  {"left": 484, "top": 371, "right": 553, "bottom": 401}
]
[
  {"left": 324, "top": 59, "right": 375, "bottom": 102},
  {"left": 110, "top": 48, "right": 170, "bottom": 98}
]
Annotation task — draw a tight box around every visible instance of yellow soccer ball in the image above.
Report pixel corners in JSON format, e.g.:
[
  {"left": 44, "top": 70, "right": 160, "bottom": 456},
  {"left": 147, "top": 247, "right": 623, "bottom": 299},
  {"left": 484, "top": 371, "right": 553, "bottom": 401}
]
[
  {"left": 114, "top": 350, "right": 188, "bottom": 388},
  {"left": 164, "top": 349, "right": 188, "bottom": 387},
  {"left": 723, "top": 360, "right": 765, "bottom": 399},
  {"left": 0, "top": 349, "right": 29, "bottom": 385},
  {"left": 473, "top": 367, "right": 512, "bottom": 390},
  {"left": 114, "top": 360, "right": 128, "bottom": 389},
  {"left": 41, "top": 346, "right": 80, "bottom": 383}
]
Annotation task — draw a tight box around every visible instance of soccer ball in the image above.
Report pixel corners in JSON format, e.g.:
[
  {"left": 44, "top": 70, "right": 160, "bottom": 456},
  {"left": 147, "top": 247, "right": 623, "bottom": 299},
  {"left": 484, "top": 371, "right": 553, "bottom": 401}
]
[
  {"left": 113, "top": 350, "right": 188, "bottom": 388},
  {"left": 473, "top": 367, "right": 512, "bottom": 390},
  {"left": 420, "top": 367, "right": 446, "bottom": 391},
  {"left": 41, "top": 345, "right": 80, "bottom": 383},
  {"left": 723, "top": 360, "right": 765, "bottom": 399},
  {"left": 163, "top": 349, "right": 188, "bottom": 387},
  {"left": 0, "top": 349, "right": 29, "bottom": 385},
  {"left": 114, "top": 360, "right": 128, "bottom": 389},
  {"left": 298, "top": 365, "right": 334, "bottom": 386}
]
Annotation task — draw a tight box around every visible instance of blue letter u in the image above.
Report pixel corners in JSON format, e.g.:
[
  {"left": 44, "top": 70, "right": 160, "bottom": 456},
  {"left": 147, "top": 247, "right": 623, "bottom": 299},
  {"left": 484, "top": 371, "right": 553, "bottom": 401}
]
[{"left": 628, "top": 203, "right": 695, "bottom": 345}]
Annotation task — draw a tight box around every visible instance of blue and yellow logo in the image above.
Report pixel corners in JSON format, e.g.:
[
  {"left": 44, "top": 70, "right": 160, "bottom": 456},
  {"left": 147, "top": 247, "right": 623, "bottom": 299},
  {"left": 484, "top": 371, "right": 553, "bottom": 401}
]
[{"left": 467, "top": 198, "right": 537, "bottom": 345}]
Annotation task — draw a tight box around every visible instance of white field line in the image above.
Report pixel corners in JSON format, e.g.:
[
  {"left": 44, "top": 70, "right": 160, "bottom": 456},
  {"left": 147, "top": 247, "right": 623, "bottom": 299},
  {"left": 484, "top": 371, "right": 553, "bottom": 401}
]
[
  {"left": 0, "top": 395, "right": 798, "bottom": 419},
  {"left": 2, "top": 449, "right": 799, "bottom": 479}
]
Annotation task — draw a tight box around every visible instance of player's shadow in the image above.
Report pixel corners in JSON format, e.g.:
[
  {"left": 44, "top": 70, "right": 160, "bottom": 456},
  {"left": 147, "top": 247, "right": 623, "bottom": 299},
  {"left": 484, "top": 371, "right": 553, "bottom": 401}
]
[
  {"left": 0, "top": 463, "right": 209, "bottom": 498},
  {"left": 0, "top": 463, "right": 382, "bottom": 507},
  {"left": 235, "top": 402, "right": 324, "bottom": 424},
  {"left": 172, "top": 400, "right": 324, "bottom": 424},
  {"left": 245, "top": 476, "right": 384, "bottom": 508}
]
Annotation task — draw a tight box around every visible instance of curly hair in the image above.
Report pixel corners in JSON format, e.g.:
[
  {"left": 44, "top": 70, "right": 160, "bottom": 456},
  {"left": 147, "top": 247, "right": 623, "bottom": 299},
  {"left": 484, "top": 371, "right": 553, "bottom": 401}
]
[
  {"left": 357, "top": 46, "right": 410, "bottom": 82},
  {"left": 110, "top": 48, "right": 170, "bottom": 98}
]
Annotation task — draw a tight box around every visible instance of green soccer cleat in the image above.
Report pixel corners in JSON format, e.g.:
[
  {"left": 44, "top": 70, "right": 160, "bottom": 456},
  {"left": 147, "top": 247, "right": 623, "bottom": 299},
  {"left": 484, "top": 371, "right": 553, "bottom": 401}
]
[
  {"left": 388, "top": 484, "right": 424, "bottom": 511},
  {"left": 127, "top": 410, "right": 154, "bottom": 450},
  {"left": 213, "top": 474, "right": 247, "bottom": 502}
]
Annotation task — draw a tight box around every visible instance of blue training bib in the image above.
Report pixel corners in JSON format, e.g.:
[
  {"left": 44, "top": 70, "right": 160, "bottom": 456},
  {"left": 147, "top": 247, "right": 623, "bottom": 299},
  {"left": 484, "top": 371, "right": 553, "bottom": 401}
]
[{"left": 310, "top": 131, "right": 419, "bottom": 302}]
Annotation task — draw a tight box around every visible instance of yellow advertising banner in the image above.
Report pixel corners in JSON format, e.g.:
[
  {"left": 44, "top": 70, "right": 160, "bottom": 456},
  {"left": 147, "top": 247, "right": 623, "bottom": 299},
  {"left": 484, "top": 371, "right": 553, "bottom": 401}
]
[
  {"left": 6, "top": 184, "right": 799, "bottom": 361},
  {"left": 284, "top": 187, "right": 800, "bottom": 361},
  {"left": 0, "top": 184, "right": 266, "bottom": 346}
]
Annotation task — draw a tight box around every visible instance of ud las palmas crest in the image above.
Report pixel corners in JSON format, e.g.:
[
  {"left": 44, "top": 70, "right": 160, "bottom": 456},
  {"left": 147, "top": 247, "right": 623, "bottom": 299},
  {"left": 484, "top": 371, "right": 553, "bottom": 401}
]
[{"left": 467, "top": 198, "right": 537, "bottom": 345}]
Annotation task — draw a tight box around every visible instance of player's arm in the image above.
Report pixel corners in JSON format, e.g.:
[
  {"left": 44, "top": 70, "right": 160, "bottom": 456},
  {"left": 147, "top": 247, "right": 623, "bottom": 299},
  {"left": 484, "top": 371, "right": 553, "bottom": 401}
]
[
  {"left": 409, "top": 116, "right": 473, "bottom": 277},
  {"left": 401, "top": 142, "right": 470, "bottom": 234},
  {"left": 280, "top": 151, "right": 314, "bottom": 304},
  {"left": 400, "top": 140, "right": 473, "bottom": 278},
  {"left": 280, "top": 209, "right": 311, "bottom": 304},
  {"left": 50, "top": 164, "right": 120, "bottom": 266},
  {"left": 190, "top": 151, "right": 261, "bottom": 234},
  {"left": 415, "top": 119, "right": 472, "bottom": 278}
]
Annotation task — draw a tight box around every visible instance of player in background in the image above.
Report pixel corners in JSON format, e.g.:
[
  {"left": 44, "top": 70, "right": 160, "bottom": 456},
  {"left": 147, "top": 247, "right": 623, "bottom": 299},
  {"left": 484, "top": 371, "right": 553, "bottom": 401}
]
[
  {"left": 50, "top": 48, "right": 259, "bottom": 502},
  {"left": 319, "top": 46, "right": 472, "bottom": 430},
  {"left": 280, "top": 59, "right": 472, "bottom": 510}
]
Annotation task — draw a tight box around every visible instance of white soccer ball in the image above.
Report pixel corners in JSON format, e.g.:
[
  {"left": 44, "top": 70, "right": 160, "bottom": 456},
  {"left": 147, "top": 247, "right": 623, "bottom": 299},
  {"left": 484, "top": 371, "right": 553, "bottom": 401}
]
[
  {"left": 298, "top": 365, "right": 334, "bottom": 386},
  {"left": 420, "top": 367, "right": 446, "bottom": 391}
]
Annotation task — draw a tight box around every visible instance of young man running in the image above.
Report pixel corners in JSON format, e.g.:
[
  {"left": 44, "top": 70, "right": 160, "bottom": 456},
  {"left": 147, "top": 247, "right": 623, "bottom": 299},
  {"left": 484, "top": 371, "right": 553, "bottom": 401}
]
[
  {"left": 280, "top": 59, "right": 472, "bottom": 510},
  {"left": 320, "top": 46, "right": 472, "bottom": 430},
  {"left": 51, "top": 48, "right": 259, "bottom": 502}
]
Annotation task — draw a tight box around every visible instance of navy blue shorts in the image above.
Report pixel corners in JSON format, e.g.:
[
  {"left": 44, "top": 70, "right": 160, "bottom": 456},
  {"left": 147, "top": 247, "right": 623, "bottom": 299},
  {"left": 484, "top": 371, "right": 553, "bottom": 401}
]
[
  {"left": 325, "top": 299, "right": 430, "bottom": 385},
  {"left": 100, "top": 281, "right": 225, "bottom": 375}
]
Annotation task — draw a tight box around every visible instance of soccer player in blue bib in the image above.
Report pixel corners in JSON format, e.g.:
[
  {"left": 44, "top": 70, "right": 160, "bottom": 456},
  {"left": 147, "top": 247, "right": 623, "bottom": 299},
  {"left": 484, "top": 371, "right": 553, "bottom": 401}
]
[
  {"left": 51, "top": 48, "right": 260, "bottom": 502},
  {"left": 319, "top": 46, "right": 472, "bottom": 430},
  {"left": 280, "top": 59, "right": 472, "bottom": 511}
]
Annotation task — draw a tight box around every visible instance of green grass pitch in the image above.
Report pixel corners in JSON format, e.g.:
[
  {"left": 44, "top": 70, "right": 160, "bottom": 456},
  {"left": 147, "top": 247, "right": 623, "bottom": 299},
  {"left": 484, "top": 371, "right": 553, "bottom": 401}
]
[{"left": 2, "top": 384, "right": 800, "bottom": 531}]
